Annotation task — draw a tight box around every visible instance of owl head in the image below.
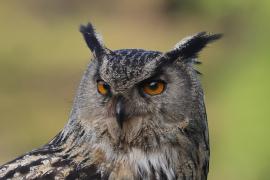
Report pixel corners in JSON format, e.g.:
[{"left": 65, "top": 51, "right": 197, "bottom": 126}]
[{"left": 69, "top": 23, "right": 221, "bottom": 147}]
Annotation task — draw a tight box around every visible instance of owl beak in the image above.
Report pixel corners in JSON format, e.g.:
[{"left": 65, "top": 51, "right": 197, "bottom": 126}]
[{"left": 115, "top": 96, "right": 125, "bottom": 129}]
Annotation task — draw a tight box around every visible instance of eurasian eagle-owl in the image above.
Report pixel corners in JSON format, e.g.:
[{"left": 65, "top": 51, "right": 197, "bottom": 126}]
[{"left": 0, "top": 23, "right": 221, "bottom": 180}]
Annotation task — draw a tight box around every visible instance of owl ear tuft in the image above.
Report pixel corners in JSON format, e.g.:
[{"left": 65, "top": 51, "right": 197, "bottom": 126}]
[
  {"left": 80, "top": 23, "right": 107, "bottom": 58},
  {"left": 164, "top": 32, "right": 222, "bottom": 62}
]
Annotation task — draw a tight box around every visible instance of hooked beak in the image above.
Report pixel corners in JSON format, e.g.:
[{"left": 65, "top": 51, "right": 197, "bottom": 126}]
[{"left": 115, "top": 96, "right": 125, "bottom": 129}]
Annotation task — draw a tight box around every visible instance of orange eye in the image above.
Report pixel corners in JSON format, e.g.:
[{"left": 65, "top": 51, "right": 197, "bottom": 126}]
[
  {"left": 142, "top": 81, "right": 165, "bottom": 96},
  {"left": 97, "top": 80, "right": 110, "bottom": 96}
]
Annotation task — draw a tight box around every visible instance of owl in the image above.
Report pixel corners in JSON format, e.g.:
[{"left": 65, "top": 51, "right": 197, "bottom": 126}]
[{"left": 0, "top": 23, "right": 221, "bottom": 180}]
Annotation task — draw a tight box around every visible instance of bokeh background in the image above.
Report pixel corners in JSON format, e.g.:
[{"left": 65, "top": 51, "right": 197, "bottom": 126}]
[{"left": 0, "top": 0, "right": 269, "bottom": 179}]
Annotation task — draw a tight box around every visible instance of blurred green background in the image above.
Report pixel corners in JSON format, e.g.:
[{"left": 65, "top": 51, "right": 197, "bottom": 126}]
[{"left": 0, "top": 0, "right": 269, "bottom": 179}]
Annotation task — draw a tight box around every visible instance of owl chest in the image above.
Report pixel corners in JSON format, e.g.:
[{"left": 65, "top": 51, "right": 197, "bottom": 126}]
[
  {"left": 105, "top": 156, "right": 174, "bottom": 180},
  {"left": 94, "top": 147, "right": 182, "bottom": 180}
]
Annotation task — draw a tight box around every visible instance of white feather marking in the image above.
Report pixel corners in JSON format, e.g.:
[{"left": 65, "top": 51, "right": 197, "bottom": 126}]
[
  {"left": 173, "top": 35, "right": 195, "bottom": 50},
  {"left": 95, "top": 31, "right": 104, "bottom": 46}
]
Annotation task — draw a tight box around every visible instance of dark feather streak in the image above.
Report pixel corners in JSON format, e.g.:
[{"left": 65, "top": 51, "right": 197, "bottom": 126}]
[
  {"left": 165, "top": 32, "right": 222, "bottom": 62},
  {"left": 80, "top": 23, "right": 105, "bottom": 58}
]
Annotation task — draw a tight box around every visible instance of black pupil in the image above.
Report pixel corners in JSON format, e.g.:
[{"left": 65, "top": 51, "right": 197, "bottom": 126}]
[
  {"left": 148, "top": 81, "right": 159, "bottom": 90},
  {"left": 103, "top": 83, "right": 110, "bottom": 90}
]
